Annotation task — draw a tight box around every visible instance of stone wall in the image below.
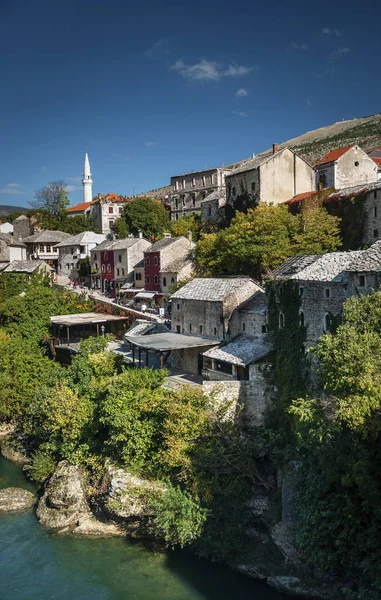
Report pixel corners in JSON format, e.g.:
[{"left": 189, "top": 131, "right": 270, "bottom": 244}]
[
  {"left": 335, "top": 146, "right": 378, "bottom": 190},
  {"left": 230, "top": 306, "right": 267, "bottom": 338},
  {"left": 363, "top": 188, "right": 381, "bottom": 246},
  {"left": 171, "top": 344, "right": 216, "bottom": 375},
  {"left": 202, "top": 370, "right": 273, "bottom": 429}
]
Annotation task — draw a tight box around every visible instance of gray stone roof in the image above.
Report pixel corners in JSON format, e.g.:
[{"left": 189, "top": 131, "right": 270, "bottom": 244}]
[
  {"left": 347, "top": 240, "right": 381, "bottom": 272},
  {"left": 23, "top": 230, "right": 71, "bottom": 244},
  {"left": 238, "top": 289, "right": 267, "bottom": 314},
  {"left": 125, "top": 320, "right": 158, "bottom": 337},
  {"left": 55, "top": 231, "right": 106, "bottom": 248},
  {"left": 145, "top": 237, "right": 183, "bottom": 253},
  {"left": 0, "top": 233, "right": 26, "bottom": 247},
  {"left": 271, "top": 250, "right": 368, "bottom": 282},
  {"left": 203, "top": 335, "right": 271, "bottom": 366},
  {"left": 227, "top": 150, "right": 274, "bottom": 176},
  {"left": 327, "top": 180, "right": 381, "bottom": 198},
  {"left": 201, "top": 189, "right": 227, "bottom": 208},
  {"left": 3, "top": 260, "right": 51, "bottom": 274},
  {"left": 161, "top": 257, "right": 193, "bottom": 274},
  {"left": 94, "top": 237, "right": 143, "bottom": 252},
  {"left": 171, "top": 277, "right": 254, "bottom": 301}
]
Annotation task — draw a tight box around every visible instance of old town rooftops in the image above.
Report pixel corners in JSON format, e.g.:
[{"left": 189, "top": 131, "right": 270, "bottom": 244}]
[
  {"left": 203, "top": 335, "right": 272, "bottom": 367},
  {"left": 94, "top": 238, "right": 148, "bottom": 252},
  {"left": 67, "top": 202, "right": 92, "bottom": 213},
  {"left": 55, "top": 232, "right": 106, "bottom": 247},
  {"left": 171, "top": 277, "right": 255, "bottom": 301},
  {"left": 314, "top": 145, "right": 355, "bottom": 166},
  {"left": 23, "top": 230, "right": 71, "bottom": 244}
]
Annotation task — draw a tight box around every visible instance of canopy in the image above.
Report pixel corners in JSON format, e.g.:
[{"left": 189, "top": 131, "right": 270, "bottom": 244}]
[{"left": 135, "top": 292, "right": 156, "bottom": 299}]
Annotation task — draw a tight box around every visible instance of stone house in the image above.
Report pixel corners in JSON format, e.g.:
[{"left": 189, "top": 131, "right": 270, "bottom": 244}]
[
  {"left": 315, "top": 145, "right": 379, "bottom": 190},
  {"left": 143, "top": 235, "right": 194, "bottom": 294},
  {"left": 200, "top": 189, "right": 227, "bottom": 223},
  {"left": 225, "top": 146, "right": 315, "bottom": 211},
  {"left": 270, "top": 243, "right": 381, "bottom": 347},
  {"left": 170, "top": 166, "right": 233, "bottom": 221},
  {"left": 55, "top": 231, "right": 106, "bottom": 278},
  {"left": 90, "top": 237, "right": 151, "bottom": 295},
  {"left": 13, "top": 214, "right": 33, "bottom": 241},
  {"left": 202, "top": 335, "right": 271, "bottom": 381},
  {"left": 170, "top": 277, "right": 262, "bottom": 340},
  {"left": 0, "top": 222, "right": 13, "bottom": 234},
  {"left": 89, "top": 194, "right": 132, "bottom": 235},
  {"left": 2, "top": 259, "right": 53, "bottom": 280},
  {"left": 23, "top": 230, "right": 71, "bottom": 272},
  {"left": 229, "top": 287, "right": 268, "bottom": 338},
  {"left": 0, "top": 233, "right": 27, "bottom": 266}
]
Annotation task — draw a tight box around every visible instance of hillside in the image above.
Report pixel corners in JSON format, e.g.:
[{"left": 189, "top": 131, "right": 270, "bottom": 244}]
[
  {"left": 264, "top": 113, "right": 381, "bottom": 165},
  {"left": 0, "top": 204, "right": 28, "bottom": 215}
]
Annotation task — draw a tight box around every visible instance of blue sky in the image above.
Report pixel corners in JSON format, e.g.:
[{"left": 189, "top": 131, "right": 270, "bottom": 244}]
[{"left": 0, "top": 0, "right": 379, "bottom": 208}]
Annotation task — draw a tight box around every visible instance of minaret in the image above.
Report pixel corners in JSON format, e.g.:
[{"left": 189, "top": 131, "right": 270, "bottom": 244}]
[{"left": 82, "top": 152, "right": 93, "bottom": 204}]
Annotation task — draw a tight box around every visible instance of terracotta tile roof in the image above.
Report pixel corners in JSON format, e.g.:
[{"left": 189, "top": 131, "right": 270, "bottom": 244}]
[
  {"left": 67, "top": 202, "right": 92, "bottom": 213},
  {"left": 372, "top": 157, "right": 381, "bottom": 168},
  {"left": 314, "top": 145, "right": 354, "bottom": 166},
  {"left": 284, "top": 190, "right": 319, "bottom": 207}
]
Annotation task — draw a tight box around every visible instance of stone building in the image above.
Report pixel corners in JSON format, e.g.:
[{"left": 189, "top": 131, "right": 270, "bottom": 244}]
[
  {"left": 229, "top": 287, "right": 267, "bottom": 338},
  {"left": 0, "top": 233, "right": 27, "bottom": 268},
  {"left": 143, "top": 235, "right": 194, "bottom": 294},
  {"left": 89, "top": 194, "right": 132, "bottom": 236},
  {"left": 225, "top": 146, "right": 315, "bottom": 211},
  {"left": 13, "top": 214, "right": 32, "bottom": 241},
  {"left": 90, "top": 237, "right": 151, "bottom": 295},
  {"left": 170, "top": 277, "right": 261, "bottom": 340},
  {"left": 202, "top": 335, "right": 271, "bottom": 381},
  {"left": 2, "top": 259, "right": 53, "bottom": 280},
  {"left": 170, "top": 166, "right": 233, "bottom": 221},
  {"left": 23, "top": 230, "right": 71, "bottom": 272},
  {"left": 270, "top": 243, "right": 381, "bottom": 347},
  {"left": 55, "top": 231, "right": 106, "bottom": 277},
  {"left": 315, "top": 145, "right": 378, "bottom": 190}
]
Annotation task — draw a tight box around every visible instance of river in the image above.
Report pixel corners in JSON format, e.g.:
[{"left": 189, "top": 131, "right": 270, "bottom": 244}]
[{"left": 0, "top": 457, "right": 289, "bottom": 600}]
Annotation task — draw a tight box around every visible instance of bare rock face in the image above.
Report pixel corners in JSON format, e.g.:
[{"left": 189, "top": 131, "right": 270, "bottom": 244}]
[
  {"left": 105, "top": 464, "right": 166, "bottom": 537},
  {"left": 0, "top": 487, "right": 36, "bottom": 513},
  {"left": 37, "top": 461, "right": 124, "bottom": 537},
  {"left": 1, "top": 443, "right": 30, "bottom": 466}
]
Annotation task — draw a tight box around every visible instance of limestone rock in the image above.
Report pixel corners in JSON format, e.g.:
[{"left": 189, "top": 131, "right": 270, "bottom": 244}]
[
  {"left": 1, "top": 443, "right": 30, "bottom": 466},
  {"left": 0, "top": 487, "right": 36, "bottom": 513},
  {"left": 0, "top": 423, "right": 16, "bottom": 441},
  {"left": 37, "top": 461, "right": 90, "bottom": 531},
  {"left": 71, "top": 516, "right": 124, "bottom": 537}
]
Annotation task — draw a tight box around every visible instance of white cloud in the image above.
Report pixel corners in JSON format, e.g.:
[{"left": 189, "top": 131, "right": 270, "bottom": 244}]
[
  {"left": 65, "top": 185, "right": 81, "bottom": 193},
  {"left": 144, "top": 141, "right": 157, "bottom": 147},
  {"left": 144, "top": 39, "right": 170, "bottom": 57},
  {"left": 326, "top": 47, "right": 350, "bottom": 62},
  {"left": 170, "top": 59, "right": 255, "bottom": 82},
  {"left": 0, "top": 183, "right": 26, "bottom": 195},
  {"left": 288, "top": 41, "right": 308, "bottom": 50},
  {"left": 232, "top": 111, "right": 248, "bottom": 118},
  {"left": 322, "top": 27, "right": 340, "bottom": 37},
  {"left": 236, "top": 88, "right": 248, "bottom": 97}
]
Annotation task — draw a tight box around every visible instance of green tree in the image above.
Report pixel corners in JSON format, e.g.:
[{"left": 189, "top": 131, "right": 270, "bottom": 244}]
[
  {"left": 293, "top": 201, "right": 341, "bottom": 255},
  {"left": 31, "top": 181, "right": 70, "bottom": 217},
  {"left": 170, "top": 214, "right": 201, "bottom": 241},
  {"left": 119, "top": 197, "right": 170, "bottom": 239}
]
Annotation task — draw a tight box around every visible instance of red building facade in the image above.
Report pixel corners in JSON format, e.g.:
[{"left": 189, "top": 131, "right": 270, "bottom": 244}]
[
  {"left": 101, "top": 248, "right": 115, "bottom": 295},
  {"left": 144, "top": 251, "right": 161, "bottom": 292}
]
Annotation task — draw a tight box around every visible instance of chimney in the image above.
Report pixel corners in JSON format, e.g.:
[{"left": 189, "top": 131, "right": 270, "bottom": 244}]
[
  {"left": 272, "top": 143, "right": 278, "bottom": 155},
  {"left": 138, "top": 230, "right": 143, "bottom": 238}
]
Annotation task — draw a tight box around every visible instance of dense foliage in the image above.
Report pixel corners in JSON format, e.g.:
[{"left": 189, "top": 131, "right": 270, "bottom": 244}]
[
  {"left": 114, "top": 197, "right": 170, "bottom": 239},
  {"left": 195, "top": 203, "right": 341, "bottom": 280}
]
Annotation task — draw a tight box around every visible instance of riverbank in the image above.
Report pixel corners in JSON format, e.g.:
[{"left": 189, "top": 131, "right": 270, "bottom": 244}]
[{"left": 0, "top": 456, "right": 290, "bottom": 600}]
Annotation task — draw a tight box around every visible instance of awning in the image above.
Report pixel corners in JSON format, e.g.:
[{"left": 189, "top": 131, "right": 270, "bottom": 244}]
[{"left": 135, "top": 292, "right": 155, "bottom": 300}]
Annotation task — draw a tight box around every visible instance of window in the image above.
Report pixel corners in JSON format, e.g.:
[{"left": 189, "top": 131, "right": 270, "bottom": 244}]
[
  {"left": 232, "top": 186, "right": 236, "bottom": 196},
  {"left": 279, "top": 312, "right": 284, "bottom": 328},
  {"left": 251, "top": 182, "right": 256, "bottom": 193},
  {"left": 175, "top": 214, "right": 179, "bottom": 220},
  {"left": 358, "top": 275, "right": 365, "bottom": 287},
  {"left": 354, "top": 161, "right": 359, "bottom": 167},
  {"left": 199, "top": 325, "right": 203, "bottom": 334},
  {"left": 135, "top": 272, "right": 142, "bottom": 280},
  {"left": 177, "top": 304, "right": 180, "bottom": 310},
  {"left": 214, "top": 327, "right": 217, "bottom": 336},
  {"left": 71, "top": 263, "right": 74, "bottom": 270},
  {"left": 70, "top": 248, "right": 74, "bottom": 254},
  {"left": 319, "top": 173, "right": 327, "bottom": 188},
  {"left": 109, "top": 206, "right": 114, "bottom": 214},
  {"left": 101, "top": 265, "right": 105, "bottom": 273},
  {"left": 208, "top": 206, "right": 212, "bottom": 216},
  {"left": 104, "top": 252, "right": 108, "bottom": 260},
  {"left": 189, "top": 324, "right": 192, "bottom": 332},
  {"left": 46, "top": 245, "right": 51, "bottom": 253},
  {"left": 182, "top": 197, "right": 185, "bottom": 207},
  {"left": 119, "top": 207, "right": 123, "bottom": 214},
  {"left": 171, "top": 277, "right": 175, "bottom": 284},
  {"left": 242, "top": 322, "right": 246, "bottom": 332},
  {"left": 175, "top": 181, "right": 179, "bottom": 191},
  {"left": 325, "top": 288, "right": 331, "bottom": 299},
  {"left": 95, "top": 263, "right": 98, "bottom": 270},
  {"left": 93, "top": 253, "right": 97, "bottom": 261},
  {"left": 163, "top": 277, "right": 167, "bottom": 287},
  {"left": 146, "top": 275, "right": 150, "bottom": 284},
  {"left": 202, "top": 176, "right": 206, "bottom": 186},
  {"left": 118, "top": 255, "right": 122, "bottom": 263},
  {"left": 154, "top": 256, "right": 158, "bottom": 266},
  {"left": 175, "top": 199, "right": 178, "bottom": 209},
  {"left": 211, "top": 174, "right": 214, "bottom": 185},
  {"left": 299, "top": 287, "right": 304, "bottom": 296},
  {"left": 107, "top": 264, "right": 111, "bottom": 273},
  {"left": 116, "top": 268, "right": 120, "bottom": 276},
  {"left": 374, "top": 229, "right": 379, "bottom": 238},
  {"left": 324, "top": 313, "right": 330, "bottom": 332},
  {"left": 145, "top": 256, "right": 150, "bottom": 266},
  {"left": 80, "top": 246, "right": 85, "bottom": 253},
  {"left": 374, "top": 206, "right": 378, "bottom": 218},
  {"left": 176, "top": 325, "right": 180, "bottom": 333},
  {"left": 109, "top": 220, "right": 114, "bottom": 229},
  {"left": 183, "top": 180, "right": 186, "bottom": 190},
  {"left": 192, "top": 178, "right": 196, "bottom": 187},
  {"left": 154, "top": 275, "right": 158, "bottom": 284},
  {"left": 261, "top": 324, "right": 267, "bottom": 334},
  {"left": 299, "top": 311, "right": 304, "bottom": 327},
  {"left": 122, "top": 268, "right": 125, "bottom": 276},
  {"left": 192, "top": 194, "right": 196, "bottom": 207},
  {"left": 374, "top": 191, "right": 378, "bottom": 200}
]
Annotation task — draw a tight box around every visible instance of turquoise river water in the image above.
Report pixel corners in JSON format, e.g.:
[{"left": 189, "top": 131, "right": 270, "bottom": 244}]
[{"left": 0, "top": 457, "right": 289, "bottom": 600}]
